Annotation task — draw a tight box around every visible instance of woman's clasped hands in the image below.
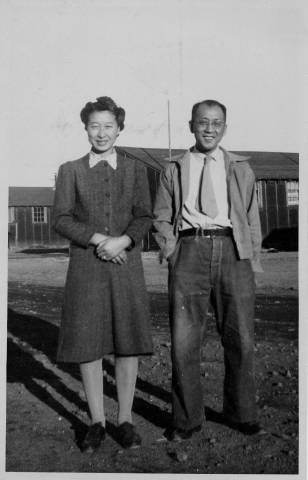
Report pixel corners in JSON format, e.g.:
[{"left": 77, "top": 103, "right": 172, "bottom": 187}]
[{"left": 95, "top": 234, "right": 132, "bottom": 264}]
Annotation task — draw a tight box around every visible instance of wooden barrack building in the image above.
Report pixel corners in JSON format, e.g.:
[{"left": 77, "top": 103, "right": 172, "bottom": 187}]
[{"left": 8, "top": 148, "right": 298, "bottom": 251}]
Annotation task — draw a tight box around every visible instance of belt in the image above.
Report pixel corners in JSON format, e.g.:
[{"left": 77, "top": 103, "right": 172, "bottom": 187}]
[{"left": 178, "top": 227, "right": 233, "bottom": 238}]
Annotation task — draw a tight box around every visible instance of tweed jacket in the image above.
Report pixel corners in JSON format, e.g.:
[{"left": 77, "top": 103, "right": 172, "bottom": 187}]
[
  {"left": 153, "top": 147, "right": 263, "bottom": 273},
  {"left": 53, "top": 148, "right": 153, "bottom": 248}
]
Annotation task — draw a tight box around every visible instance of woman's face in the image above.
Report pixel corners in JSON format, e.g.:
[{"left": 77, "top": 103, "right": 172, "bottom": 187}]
[{"left": 86, "top": 110, "right": 120, "bottom": 153}]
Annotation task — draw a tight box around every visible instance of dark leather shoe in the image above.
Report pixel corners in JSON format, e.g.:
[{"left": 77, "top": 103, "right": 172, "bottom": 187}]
[
  {"left": 225, "top": 419, "right": 261, "bottom": 435},
  {"left": 117, "top": 422, "right": 142, "bottom": 448},
  {"left": 165, "top": 425, "right": 202, "bottom": 442},
  {"left": 81, "top": 422, "right": 106, "bottom": 452},
  {"left": 236, "top": 422, "right": 261, "bottom": 435}
]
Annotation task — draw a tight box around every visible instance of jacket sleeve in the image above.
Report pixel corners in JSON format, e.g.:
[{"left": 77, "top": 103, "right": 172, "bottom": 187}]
[
  {"left": 153, "top": 164, "right": 177, "bottom": 258},
  {"left": 53, "top": 162, "right": 96, "bottom": 247},
  {"left": 246, "top": 171, "right": 263, "bottom": 273},
  {"left": 124, "top": 163, "right": 153, "bottom": 246}
]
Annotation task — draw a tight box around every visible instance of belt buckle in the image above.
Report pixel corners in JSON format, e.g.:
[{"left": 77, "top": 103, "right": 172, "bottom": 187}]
[{"left": 201, "top": 227, "right": 211, "bottom": 238}]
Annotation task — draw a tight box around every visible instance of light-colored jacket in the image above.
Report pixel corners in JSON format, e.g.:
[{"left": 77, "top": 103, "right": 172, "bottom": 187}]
[{"left": 153, "top": 148, "right": 263, "bottom": 273}]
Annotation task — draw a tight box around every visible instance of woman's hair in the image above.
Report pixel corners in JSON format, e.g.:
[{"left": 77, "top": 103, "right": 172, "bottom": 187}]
[{"left": 80, "top": 96, "right": 125, "bottom": 130}]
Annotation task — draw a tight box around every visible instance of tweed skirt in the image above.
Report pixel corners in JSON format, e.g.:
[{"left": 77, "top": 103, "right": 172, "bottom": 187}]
[{"left": 57, "top": 245, "right": 153, "bottom": 363}]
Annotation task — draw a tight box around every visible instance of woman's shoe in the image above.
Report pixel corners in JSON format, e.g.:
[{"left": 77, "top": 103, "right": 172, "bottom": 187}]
[
  {"left": 81, "top": 422, "right": 106, "bottom": 452},
  {"left": 117, "top": 422, "right": 142, "bottom": 448}
]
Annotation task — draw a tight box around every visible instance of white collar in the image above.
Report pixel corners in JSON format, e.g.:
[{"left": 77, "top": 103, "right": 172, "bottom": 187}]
[
  {"left": 192, "top": 146, "right": 222, "bottom": 162},
  {"left": 89, "top": 148, "right": 117, "bottom": 170}
]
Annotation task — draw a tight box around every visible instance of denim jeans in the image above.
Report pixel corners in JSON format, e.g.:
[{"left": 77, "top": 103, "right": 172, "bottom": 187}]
[{"left": 168, "top": 234, "right": 257, "bottom": 431}]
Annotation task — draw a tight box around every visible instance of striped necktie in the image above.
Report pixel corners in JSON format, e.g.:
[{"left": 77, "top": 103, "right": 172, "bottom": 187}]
[{"left": 198, "top": 155, "right": 219, "bottom": 218}]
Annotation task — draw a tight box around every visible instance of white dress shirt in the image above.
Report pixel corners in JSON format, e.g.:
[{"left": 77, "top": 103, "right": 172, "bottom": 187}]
[{"left": 181, "top": 146, "right": 232, "bottom": 230}]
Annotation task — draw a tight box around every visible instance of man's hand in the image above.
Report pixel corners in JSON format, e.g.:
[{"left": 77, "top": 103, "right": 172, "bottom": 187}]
[
  {"left": 254, "top": 273, "right": 262, "bottom": 289},
  {"left": 96, "top": 235, "right": 132, "bottom": 261}
]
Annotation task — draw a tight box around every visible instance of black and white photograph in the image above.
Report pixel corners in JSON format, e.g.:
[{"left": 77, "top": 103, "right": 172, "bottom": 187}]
[{"left": 2, "top": 0, "right": 306, "bottom": 477}]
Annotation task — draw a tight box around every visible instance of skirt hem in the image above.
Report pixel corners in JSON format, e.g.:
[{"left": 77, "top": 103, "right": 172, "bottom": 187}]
[{"left": 56, "top": 350, "right": 153, "bottom": 364}]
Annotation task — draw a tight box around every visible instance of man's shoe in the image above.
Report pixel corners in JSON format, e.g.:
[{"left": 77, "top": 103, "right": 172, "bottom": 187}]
[
  {"left": 81, "top": 422, "right": 106, "bottom": 452},
  {"left": 225, "top": 419, "right": 261, "bottom": 435},
  {"left": 236, "top": 422, "right": 261, "bottom": 435},
  {"left": 165, "top": 425, "right": 202, "bottom": 442},
  {"left": 117, "top": 422, "right": 142, "bottom": 449}
]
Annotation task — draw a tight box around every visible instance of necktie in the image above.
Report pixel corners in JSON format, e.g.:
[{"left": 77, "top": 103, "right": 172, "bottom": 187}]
[{"left": 198, "top": 155, "right": 219, "bottom": 218}]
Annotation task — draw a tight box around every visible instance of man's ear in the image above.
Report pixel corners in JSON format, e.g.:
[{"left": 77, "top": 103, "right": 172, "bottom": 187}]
[{"left": 189, "top": 120, "right": 194, "bottom": 133}]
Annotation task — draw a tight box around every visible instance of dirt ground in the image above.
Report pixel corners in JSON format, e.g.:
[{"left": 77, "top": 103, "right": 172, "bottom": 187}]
[{"left": 6, "top": 250, "right": 300, "bottom": 475}]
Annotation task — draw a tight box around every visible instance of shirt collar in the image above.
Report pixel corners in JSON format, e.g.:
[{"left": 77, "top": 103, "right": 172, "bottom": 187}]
[
  {"left": 192, "top": 146, "right": 222, "bottom": 162},
  {"left": 89, "top": 148, "right": 117, "bottom": 169}
]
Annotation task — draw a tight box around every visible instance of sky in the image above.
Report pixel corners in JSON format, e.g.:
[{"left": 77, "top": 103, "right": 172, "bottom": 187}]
[{"left": 3, "top": 0, "right": 305, "bottom": 187}]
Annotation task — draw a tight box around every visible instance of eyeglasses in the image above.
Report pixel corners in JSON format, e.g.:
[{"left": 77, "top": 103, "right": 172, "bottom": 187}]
[{"left": 196, "top": 120, "right": 225, "bottom": 130}]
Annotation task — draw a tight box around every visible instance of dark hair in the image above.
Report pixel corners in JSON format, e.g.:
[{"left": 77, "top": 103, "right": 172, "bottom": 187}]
[
  {"left": 191, "top": 99, "right": 227, "bottom": 124},
  {"left": 80, "top": 96, "right": 125, "bottom": 130}
]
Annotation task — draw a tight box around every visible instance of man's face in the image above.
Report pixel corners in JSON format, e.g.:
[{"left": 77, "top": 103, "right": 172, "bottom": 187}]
[{"left": 190, "top": 104, "right": 227, "bottom": 153}]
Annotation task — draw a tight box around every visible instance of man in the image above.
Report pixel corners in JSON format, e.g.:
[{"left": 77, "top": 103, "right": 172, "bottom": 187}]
[{"left": 153, "top": 99, "right": 263, "bottom": 441}]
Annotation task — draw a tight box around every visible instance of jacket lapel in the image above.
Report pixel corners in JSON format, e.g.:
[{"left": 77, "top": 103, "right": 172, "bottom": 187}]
[
  {"left": 176, "top": 150, "right": 191, "bottom": 204},
  {"left": 79, "top": 153, "right": 90, "bottom": 171},
  {"left": 74, "top": 154, "right": 91, "bottom": 193}
]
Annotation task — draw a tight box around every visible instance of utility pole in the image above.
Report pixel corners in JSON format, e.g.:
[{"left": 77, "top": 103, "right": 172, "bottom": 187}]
[{"left": 167, "top": 99, "right": 171, "bottom": 161}]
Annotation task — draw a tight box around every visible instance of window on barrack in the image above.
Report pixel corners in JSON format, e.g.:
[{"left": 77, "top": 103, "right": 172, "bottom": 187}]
[
  {"left": 286, "top": 181, "right": 299, "bottom": 206},
  {"left": 32, "top": 206, "right": 47, "bottom": 223}
]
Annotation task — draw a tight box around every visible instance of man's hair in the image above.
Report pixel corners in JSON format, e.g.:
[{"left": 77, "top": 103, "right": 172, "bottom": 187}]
[
  {"left": 191, "top": 99, "right": 227, "bottom": 123},
  {"left": 80, "top": 96, "right": 125, "bottom": 130}
]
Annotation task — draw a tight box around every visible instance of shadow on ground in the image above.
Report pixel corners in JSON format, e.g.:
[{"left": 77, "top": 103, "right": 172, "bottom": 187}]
[
  {"left": 7, "top": 306, "right": 172, "bottom": 449},
  {"left": 6, "top": 281, "right": 299, "bottom": 474},
  {"left": 7, "top": 285, "right": 298, "bottom": 443}
]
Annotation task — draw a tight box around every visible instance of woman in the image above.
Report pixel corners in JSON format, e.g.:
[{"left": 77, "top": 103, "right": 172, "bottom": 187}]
[{"left": 53, "top": 96, "right": 153, "bottom": 452}]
